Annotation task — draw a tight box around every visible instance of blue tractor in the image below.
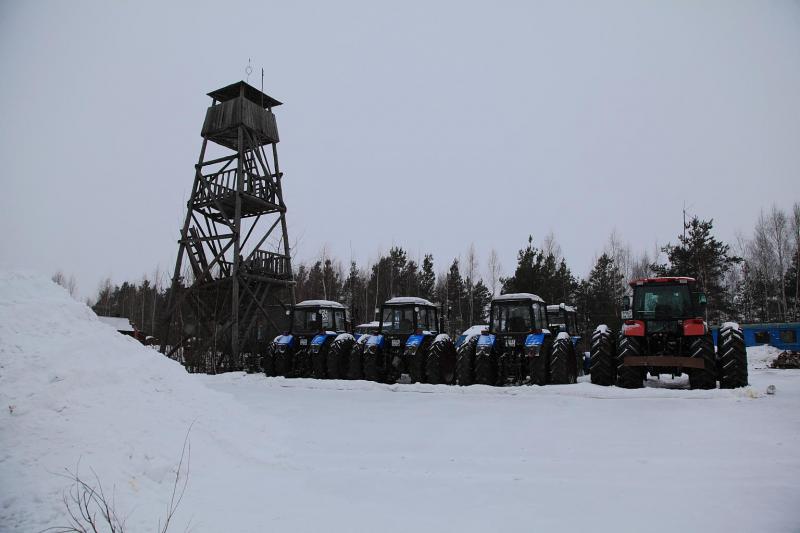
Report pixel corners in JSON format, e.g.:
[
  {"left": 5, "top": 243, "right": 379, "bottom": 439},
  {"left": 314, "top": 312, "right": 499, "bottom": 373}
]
[
  {"left": 263, "top": 300, "right": 355, "bottom": 379},
  {"left": 456, "top": 293, "right": 578, "bottom": 386},
  {"left": 355, "top": 297, "right": 457, "bottom": 384}
]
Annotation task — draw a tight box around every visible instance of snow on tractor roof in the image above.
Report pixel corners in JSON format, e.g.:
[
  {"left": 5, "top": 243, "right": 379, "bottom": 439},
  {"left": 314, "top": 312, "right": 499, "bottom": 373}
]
[
  {"left": 384, "top": 296, "right": 435, "bottom": 306},
  {"left": 547, "top": 304, "right": 576, "bottom": 313},
  {"left": 295, "top": 299, "right": 346, "bottom": 309},
  {"left": 629, "top": 276, "right": 696, "bottom": 287},
  {"left": 494, "top": 292, "right": 545, "bottom": 303},
  {"left": 461, "top": 324, "right": 489, "bottom": 336}
]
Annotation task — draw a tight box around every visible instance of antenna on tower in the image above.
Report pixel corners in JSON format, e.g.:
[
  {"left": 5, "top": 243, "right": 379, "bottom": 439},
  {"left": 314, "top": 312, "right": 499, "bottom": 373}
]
[
  {"left": 261, "top": 68, "right": 264, "bottom": 108},
  {"left": 245, "top": 58, "right": 252, "bottom": 83}
]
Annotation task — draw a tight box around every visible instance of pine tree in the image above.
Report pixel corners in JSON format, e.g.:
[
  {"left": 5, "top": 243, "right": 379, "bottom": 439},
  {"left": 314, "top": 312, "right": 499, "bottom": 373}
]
[
  {"left": 653, "top": 217, "right": 739, "bottom": 321},
  {"left": 419, "top": 254, "right": 436, "bottom": 301},
  {"left": 586, "top": 253, "right": 625, "bottom": 331}
]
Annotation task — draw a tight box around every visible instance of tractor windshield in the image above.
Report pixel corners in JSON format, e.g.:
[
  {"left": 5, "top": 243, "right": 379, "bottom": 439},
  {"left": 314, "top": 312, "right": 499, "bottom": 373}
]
[
  {"left": 382, "top": 306, "right": 415, "bottom": 334},
  {"left": 633, "top": 284, "right": 693, "bottom": 319},
  {"left": 491, "top": 302, "right": 535, "bottom": 333},
  {"left": 293, "top": 307, "right": 344, "bottom": 333}
]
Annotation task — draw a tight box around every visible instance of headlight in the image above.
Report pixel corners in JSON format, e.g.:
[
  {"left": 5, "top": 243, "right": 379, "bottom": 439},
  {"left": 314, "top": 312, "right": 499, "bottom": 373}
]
[
  {"left": 278, "top": 345, "right": 287, "bottom": 353},
  {"left": 527, "top": 345, "right": 541, "bottom": 357},
  {"left": 367, "top": 345, "right": 377, "bottom": 354},
  {"left": 310, "top": 345, "right": 319, "bottom": 353},
  {"left": 407, "top": 345, "right": 418, "bottom": 355}
]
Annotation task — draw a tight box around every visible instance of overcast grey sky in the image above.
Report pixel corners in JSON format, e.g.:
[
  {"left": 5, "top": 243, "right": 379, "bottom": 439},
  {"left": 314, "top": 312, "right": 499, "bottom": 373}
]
[{"left": 1, "top": 1, "right": 798, "bottom": 299}]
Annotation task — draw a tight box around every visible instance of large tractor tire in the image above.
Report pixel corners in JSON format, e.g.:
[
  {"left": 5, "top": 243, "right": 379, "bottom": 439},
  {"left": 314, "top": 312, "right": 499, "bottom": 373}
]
[
  {"left": 549, "top": 337, "right": 576, "bottom": 384},
  {"left": 348, "top": 341, "right": 365, "bottom": 380},
  {"left": 293, "top": 348, "right": 312, "bottom": 378},
  {"left": 274, "top": 346, "right": 293, "bottom": 377},
  {"left": 408, "top": 345, "right": 427, "bottom": 383},
  {"left": 426, "top": 337, "right": 457, "bottom": 385},
  {"left": 718, "top": 325, "right": 748, "bottom": 389},
  {"left": 456, "top": 336, "right": 478, "bottom": 385},
  {"left": 615, "top": 334, "right": 644, "bottom": 389},
  {"left": 474, "top": 350, "right": 496, "bottom": 386},
  {"left": 590, "top": 327, "right": 615, "bottom": 386},
  {"left": 327, "top": 336, "right": 355, "bottom": 379},
  {"left": 363, "top": 349, "right": 383, "bottom": 383},
  {"left": 311, "top": 345, "right": 328, "bottom": 379},
  {"left": 688, "top": 334, "right": 717, "bottom": 390},
  {"left": 263, "top": 342, "right": 277, "bottom": 377}
]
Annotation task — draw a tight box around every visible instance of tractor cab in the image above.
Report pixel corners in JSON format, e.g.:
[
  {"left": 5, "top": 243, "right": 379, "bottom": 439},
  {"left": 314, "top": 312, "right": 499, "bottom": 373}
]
[
  {"left": 361, "top": 297, "right": 455, "bottom": 384},
  {"left": 268, "top": 300, "right": 348, "bottom": 378},
  {"left": 624, "top": 277, "right": 707, "bottom": 337}
]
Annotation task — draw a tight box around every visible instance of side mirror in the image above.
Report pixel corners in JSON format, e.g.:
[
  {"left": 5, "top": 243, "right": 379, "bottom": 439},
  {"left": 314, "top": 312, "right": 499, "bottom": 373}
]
[
  {"left": 698, "top": 293, "right": 707, "bottom": 307},
  {"left": 285, "top": 309, "right": 291, "bottom": 316},
  {"left": 620, "top": 296, "right": 631, "bottom": 311}
]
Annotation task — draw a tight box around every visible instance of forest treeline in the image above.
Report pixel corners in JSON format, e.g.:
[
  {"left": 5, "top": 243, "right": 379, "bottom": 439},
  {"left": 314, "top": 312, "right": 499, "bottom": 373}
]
[{"left": 54, "top": 202, "right": 800, "bottom": 337}]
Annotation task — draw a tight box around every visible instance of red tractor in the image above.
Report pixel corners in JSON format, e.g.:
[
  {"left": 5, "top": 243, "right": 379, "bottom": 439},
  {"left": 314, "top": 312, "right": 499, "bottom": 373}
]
[{"left": 590, "top": 277, "right": 748, "bottom": 389}]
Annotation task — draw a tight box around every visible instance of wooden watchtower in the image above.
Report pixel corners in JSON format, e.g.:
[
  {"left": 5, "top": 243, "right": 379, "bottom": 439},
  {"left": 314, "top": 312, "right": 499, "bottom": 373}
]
[{"left": 160, "top": 81, "right": 295, "bottom": 372}]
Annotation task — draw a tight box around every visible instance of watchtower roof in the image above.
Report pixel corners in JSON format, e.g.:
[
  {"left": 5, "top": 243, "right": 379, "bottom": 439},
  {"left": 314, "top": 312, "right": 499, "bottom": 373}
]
[{"left": 207, "top": 81, "right": 282, "bottom": 108}]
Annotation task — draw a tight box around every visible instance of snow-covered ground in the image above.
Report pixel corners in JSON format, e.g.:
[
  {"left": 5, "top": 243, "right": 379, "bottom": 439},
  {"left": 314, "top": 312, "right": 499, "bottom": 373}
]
[{"left": 2, "top": 273, "right": 799, "bottom": 532}]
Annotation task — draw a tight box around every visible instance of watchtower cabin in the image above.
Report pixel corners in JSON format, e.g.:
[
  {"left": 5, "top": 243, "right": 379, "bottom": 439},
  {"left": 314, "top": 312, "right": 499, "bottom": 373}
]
[{"left": 161, "top": 81, "right": 295, "bottom": 373}]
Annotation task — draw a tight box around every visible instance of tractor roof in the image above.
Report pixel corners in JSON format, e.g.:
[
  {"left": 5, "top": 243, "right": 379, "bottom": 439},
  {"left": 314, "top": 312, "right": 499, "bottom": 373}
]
[
  {"left": 295, "top": 299, "right": 346, "bottom": 309},
  {"left": 493, "top": 292, "right": 545, "bottom": 304},
  {"left": 630, "top": 277, "right": 696, "bottom": 287},
  {"left": 384, "top": 296, "right": 435, "bottom": 307}
]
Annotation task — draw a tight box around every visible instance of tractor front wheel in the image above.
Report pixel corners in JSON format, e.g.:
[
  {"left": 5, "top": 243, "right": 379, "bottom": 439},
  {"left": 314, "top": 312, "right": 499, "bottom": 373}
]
[
  {"left": 549, "top": 337, "right": 576, "bottom": 384},
  {"left": 456, "top": 336, "right": 478, "bottom": 385},
  {"left": 427, "top": 338, "right": 457, "bottom": 385},
  {"left": 263, "top": 342, "right": 277, "bottom": 377},
  {"left": 327, "top": 337, "right": 354, "bottom": 379},
  {"left": 718, "top": 325, "right": 748, "bottom": 388},
  {"left": 474, "top": 351, "right": 495, "bottom": 385},
  {"left": 348, "top": 341, "right": 365, "bottom": 380}
]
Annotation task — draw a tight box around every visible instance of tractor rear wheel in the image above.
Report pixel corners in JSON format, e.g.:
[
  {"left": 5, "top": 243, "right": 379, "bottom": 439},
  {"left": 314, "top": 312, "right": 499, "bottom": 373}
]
[
  {"left": 590, "top": 327, "right": 615, "bottom": 386},
  {"left": 348, "top": 341, "right": 365, "bottom": 380},
  {"left": 474, "top": 351, "right": 495, "bottom": 385},
  {"left": 688, "top": 334, "right": 717, "bottom": 389},
  {"left": 616, "top": 335, "right": 644, "bottom": 388},
  {"left": 718, "top": 326, "right": 748, "bottom": 388},
  {"left": 327, "top": 337, "right": 354, "bottom": 379},
  {"left": 263, "top": 342, "right": 277, "bottom": 377},
  {"left": 427, "top": 338, "right": 457, "bottom": 385},
  {"left": 456, "top": 336, "right": 478, "bottom": 385},
  {"left": 549, "top": 337, "right": 576, "bottom": 384}
]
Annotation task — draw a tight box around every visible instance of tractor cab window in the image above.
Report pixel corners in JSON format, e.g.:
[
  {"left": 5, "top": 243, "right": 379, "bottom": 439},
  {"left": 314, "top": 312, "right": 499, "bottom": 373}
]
[
  {"left": 417, "top": 307, "right": 438, "bottom": 332},
  {"left": 548, "top": 309, "right": 565, "bottom": 332},
  {"left": 532, "top": 303, "right": 546, "bottom": 330},
  {"left": 334, "top": 310, "right": 346, "bottom": 332},
  {"left": 492, "top": 303, "right": 533, "bottom": 333},
  {"left": 634, "top": 285, "right": 693, "bottom": 319},
  {"left": 294, "top": 308, "right": 334, "bottom": 333},
  {"left": 382, "top": 306, "right": 415, "bottom": 333},
  {"left": 567, "top": 313, "right": 577, "bottom": 335}
]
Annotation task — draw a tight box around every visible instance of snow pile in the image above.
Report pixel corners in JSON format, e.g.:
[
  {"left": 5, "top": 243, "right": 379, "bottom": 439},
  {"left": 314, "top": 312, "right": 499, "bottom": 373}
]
[
  {"left": 0, "top": 272, "right": 285, "bottom": 532},
  {"left": 746, "top": 344, "right": 784, "bottom": 369}
]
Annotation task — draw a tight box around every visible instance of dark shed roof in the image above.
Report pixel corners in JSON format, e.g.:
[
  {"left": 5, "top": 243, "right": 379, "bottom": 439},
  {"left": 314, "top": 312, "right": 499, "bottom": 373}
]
[{"left": 207, "top": 81, "right": 282, "bottom": 108}]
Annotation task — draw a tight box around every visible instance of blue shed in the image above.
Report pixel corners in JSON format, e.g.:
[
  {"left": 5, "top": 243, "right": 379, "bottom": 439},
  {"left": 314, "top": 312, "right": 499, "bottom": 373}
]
[{"left": 711, "top": 322, "right": 800, "bottom": 352}]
